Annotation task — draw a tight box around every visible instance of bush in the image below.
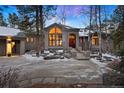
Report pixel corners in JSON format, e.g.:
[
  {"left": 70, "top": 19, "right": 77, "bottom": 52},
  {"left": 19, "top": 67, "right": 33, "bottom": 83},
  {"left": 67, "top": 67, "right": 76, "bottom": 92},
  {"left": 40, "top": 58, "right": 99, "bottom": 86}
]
[
  {"left": 117, "top": 49, "right": 124, "bottom": 73},
  {"left": 0, "top": 68, "right": 19, "bottom": 88},
  {"left": 107, "top": 59, "right": 120, "bottom": 71}
]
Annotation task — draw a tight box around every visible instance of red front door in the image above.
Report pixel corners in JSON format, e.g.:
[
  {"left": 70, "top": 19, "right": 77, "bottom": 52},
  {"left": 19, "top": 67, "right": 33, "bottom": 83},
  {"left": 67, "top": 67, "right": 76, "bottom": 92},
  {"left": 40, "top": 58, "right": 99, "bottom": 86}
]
[{"left": 69, "top": 34, "right": 76, "bottom": 48}]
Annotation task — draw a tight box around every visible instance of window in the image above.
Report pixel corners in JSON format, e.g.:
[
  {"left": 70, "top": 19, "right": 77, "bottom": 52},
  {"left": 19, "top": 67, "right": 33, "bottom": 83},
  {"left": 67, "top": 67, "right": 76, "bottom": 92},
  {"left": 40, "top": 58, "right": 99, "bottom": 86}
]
[
  {"left": 30, "top": 38, "right": 34, "bottom": 42},
  {"left": 49, "top": 27, "right": 62, "bottom": 46},
  {"left": 26, "top": 37, "right": 34, "bottom": 43},
  {"left": 92, "top": 36, "right": 99, "bottom": 45},
  {"left": 26, "top": 38, "right": 29, "bottom": 42}
]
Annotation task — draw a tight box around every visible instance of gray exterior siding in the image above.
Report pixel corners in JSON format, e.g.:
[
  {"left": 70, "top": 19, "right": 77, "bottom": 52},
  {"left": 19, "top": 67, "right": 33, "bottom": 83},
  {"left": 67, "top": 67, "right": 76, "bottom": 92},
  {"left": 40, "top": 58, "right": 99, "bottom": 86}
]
[
  {"left": 0, "top": 39, "right": 6, "bottom": 56},
  {"left": 20, "top": 40, "right": 25, "bottom": 55}
]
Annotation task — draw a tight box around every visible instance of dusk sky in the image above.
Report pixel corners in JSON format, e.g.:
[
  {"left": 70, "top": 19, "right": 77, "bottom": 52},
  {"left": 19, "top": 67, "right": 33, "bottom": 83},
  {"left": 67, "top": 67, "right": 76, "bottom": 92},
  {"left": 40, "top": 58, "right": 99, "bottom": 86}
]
[{"left": 0, "top": 5, "right": 116, "bottom": 28}]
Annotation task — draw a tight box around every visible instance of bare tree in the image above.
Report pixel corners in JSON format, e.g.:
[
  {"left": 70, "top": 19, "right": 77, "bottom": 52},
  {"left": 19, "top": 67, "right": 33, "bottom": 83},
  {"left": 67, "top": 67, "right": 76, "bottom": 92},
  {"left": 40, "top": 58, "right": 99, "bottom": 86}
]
[
  {"left": 89, "top": 5, "right": 93, "bottom": 51},
  {"left": 98, "top": 5, "right": 102, "bottom": 59},
  {"left": 103, "top": 6, "right": 111, "bottom": 53}
]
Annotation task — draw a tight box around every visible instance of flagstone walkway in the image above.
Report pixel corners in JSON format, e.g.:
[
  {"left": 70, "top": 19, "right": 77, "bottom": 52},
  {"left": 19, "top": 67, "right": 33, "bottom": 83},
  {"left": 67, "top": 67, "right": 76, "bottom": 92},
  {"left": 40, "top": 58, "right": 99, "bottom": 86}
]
[{"left": 0, "top": 56, "right": 108, "bottom": 87}]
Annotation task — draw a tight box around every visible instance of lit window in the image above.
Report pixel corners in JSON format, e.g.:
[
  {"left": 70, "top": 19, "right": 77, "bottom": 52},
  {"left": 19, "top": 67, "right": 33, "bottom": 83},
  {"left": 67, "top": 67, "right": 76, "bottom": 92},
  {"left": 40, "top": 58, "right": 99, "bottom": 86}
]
[
  {"left": 49, "top": 27, "right": 62, "bottom": 46},
  {"left": 92, "top": 36, "right": 99, "bottom": 45},
  {"left": 26, "top": 38, "right": 29, "bottom": 42},
  {"left": 30, "top": 38, "right": 34, "bottom": 42}
]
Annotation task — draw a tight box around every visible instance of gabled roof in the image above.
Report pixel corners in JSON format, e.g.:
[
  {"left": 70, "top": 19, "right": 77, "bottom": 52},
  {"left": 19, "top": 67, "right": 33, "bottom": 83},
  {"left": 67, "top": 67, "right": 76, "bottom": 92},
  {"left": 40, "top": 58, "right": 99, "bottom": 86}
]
[
  {"left": 45, "top": 23, "right": 80, "bottom": 31},
  {"left": 0, "top": 26, "right": 25, "bottom": 37}
]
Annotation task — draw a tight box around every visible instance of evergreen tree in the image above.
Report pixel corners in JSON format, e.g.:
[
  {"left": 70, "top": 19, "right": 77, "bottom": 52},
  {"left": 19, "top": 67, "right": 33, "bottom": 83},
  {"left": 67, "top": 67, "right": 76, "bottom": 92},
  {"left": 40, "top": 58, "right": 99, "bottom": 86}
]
[
  {"left": 16, "top": 5, "right": 57, "bottom": 56},
  {"left": 18, "top": 15, "right": 32, "bottom": 32},
  {"left": 112, "top": 5, "right": 124, "bottom": 73},
  {"left": 112, "top": 6, "right": 124, "bottom": 23},
  {"left": 0, "top": 12, "right": 7, "bottom": 26},
  {"left": 8, "top": 13, "right": 19, "bottom": 28},
  {"left": 112, "top": 6, "right": 124, "bottom": 50}
]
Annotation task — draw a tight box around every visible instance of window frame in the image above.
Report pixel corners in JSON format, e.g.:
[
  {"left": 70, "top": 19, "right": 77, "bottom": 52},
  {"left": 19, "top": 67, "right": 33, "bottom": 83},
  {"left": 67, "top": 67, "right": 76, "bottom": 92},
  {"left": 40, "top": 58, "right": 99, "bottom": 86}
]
[{"left": 48, "top": 27, "right": 62, "bottom": 47}]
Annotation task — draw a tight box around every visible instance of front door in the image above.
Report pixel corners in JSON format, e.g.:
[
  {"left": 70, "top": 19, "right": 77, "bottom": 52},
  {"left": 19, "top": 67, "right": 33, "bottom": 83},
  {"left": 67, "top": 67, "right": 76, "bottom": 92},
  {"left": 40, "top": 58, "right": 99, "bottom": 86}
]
[
  {"left": 69, "top": 34, "right": 76, "bottom": 48},
  {"left": 12, "top": 40, "right": 20, "bottom": 55}
]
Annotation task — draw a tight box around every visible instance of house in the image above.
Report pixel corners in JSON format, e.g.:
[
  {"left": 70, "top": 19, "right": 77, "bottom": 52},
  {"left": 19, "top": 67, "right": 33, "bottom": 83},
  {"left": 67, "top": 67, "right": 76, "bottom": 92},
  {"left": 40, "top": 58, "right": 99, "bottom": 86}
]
[
  {"left": 79, "top": 28, "right": 90, "bottom": 50},
  {"left": 25, "top": 22, "right": 115, "bottom": 53},
  {"left": 79, "top": 23, "right": 115, "bottom": 53},
  {"left": 25, "top": 32, "right": 39, "bottom": 52},
  {"left": 0, "top": 26, "right": 25, "bottom": 56},
  {"left": 44, "top": 23, "right": 80, "bottom": 50},
  {"left": 25, "top": 23, "right": 80, "bottom": 51}
]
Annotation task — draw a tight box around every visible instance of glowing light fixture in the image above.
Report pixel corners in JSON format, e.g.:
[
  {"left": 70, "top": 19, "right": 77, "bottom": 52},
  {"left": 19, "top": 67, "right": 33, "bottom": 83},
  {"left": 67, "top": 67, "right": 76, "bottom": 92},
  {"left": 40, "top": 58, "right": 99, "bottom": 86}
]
[{"left": 6, "top": 36, "right": 12, "bottom": 56}]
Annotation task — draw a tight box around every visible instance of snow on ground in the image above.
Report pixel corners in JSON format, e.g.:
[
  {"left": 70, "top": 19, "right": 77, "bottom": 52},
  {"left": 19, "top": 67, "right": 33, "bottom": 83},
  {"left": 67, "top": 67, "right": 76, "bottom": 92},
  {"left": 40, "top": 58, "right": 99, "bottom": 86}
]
[
  {"left": 22, "top": 54, "right": 44, "bottom": 61},
  {"left": 90, "top": 58, "right": 108, "bottom": 75},
  {"left": 89, "top": 75, "right": 100, "bottom": 80},
  {"left": 90, "top": 58, "right": 107, "bottom": 68},
  {"left": 102, "top": 53, "right": 118, "bottom": 59},
  {"left": 0, "top": 55, "right": 106, "bottom": 83},
  {"left": 48, "top": 58, "right": 75, "bottom": 62},
  {"left": 80, "top": 74, "right": 88, "bottom": 78},
  {"left": 22, "top": 53, "right": 74, "bottom": 62},
  {"left": 56, "top": 50, "right": 64, "bottom": 53},
  {"left": 44, "top": 50, "right": 50, "bottom": 54},
  {"left": 46, "top": 53, "right": 54, "bottom": 56}
]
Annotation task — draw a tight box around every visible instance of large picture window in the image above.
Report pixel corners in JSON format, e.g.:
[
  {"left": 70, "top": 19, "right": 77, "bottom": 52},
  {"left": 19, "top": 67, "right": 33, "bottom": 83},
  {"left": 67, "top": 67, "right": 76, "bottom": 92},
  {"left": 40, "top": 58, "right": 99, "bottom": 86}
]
[{"left": 49, "top": 27, "right": 62, "bottom": 46}]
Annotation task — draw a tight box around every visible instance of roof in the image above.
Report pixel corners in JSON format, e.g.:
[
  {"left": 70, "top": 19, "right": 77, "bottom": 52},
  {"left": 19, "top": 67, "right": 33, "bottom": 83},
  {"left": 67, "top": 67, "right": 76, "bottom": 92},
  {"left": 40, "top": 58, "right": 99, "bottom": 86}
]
[
  {"left": 79, "top": 29, "right": 94, "bottom": 37},
  {"left": 45, "top": 23, "right": 80, "bottom": 31},
  {"left": 0, "top": 26, "right": 25, "bottom": 37}
]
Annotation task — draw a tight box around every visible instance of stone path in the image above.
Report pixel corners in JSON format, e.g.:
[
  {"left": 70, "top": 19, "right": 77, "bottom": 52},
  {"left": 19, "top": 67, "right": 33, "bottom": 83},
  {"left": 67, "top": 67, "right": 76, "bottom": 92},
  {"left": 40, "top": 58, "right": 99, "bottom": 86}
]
[
  {"left": 0, "top": 56, "right": 105, "bottom": 87},
  {"left": 76, "top": 52, "right": 90, "bottom": 60}
]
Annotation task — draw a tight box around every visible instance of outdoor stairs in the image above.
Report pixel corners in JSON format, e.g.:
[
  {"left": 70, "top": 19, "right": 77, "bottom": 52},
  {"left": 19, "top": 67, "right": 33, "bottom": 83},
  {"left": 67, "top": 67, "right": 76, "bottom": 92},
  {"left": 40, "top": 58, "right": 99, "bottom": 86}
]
[{"left": 75, "top": 48, "right": 90, "bottom": 60}]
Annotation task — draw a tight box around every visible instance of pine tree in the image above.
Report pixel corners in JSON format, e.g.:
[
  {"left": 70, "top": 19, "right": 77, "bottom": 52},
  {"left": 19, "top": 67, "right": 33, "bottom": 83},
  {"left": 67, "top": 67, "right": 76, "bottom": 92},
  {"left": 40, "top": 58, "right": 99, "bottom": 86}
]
[
  {"left": 8, "top": 13, "right": 19, "bottom": 28},
  {"left": 112, "top": 5, "right": 124, "bottom": 73},
  {"left": 16, "top": 5, "right": 57, "bottom": 56},
  {"left": 0, "top": 12, "right": 7, "bottom": 26}
]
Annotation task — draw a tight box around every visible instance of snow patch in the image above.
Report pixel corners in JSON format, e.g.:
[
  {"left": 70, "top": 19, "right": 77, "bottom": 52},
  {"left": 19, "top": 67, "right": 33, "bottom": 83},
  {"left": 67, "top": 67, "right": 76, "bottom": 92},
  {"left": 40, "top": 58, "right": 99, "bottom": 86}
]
[
  {"left": 102, "top": 53, "right": 118, "bottom": 59},
  {"left": 47, "top": 53, "right": 54, "bottom": 56},
  {"left": 80, "top": 74, "right": 88, "bottom": 78},
  {"left": 89, "top": 75, "right": 100, "bottom": 80},
  {"left": 23, "top": 54, "right": 44, "bottom": 61},
  {"left": 44, "top": 50, "right": 50, "bottom": 54},
  {"left": 90, "top": 58, "right": 108, "bottom": 74},
  {"left": 90, "top": 58, "right": 107, "bottom": 68},
  {"left": 56, "top": 50, "right": 64, "bottom": 53},
  {"left": 49, "top": 58, "right": 73, "bottom": 62}
]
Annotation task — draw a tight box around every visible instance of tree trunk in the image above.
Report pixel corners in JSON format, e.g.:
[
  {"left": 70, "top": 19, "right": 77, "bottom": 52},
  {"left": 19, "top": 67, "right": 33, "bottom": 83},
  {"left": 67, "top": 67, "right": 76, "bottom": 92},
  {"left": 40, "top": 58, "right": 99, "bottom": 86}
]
[
  {"left": 98, "top": 6, "right": 102, "bottom": 59},
  {"left": 89, "top": 5, "right": 93, "bottom": 51},
  {"left": 104, "top": 6, "right": 110, "bottom": 53},
  {"left": 39, "top": 5, "right": 44, "bottom": 53},
  {"left": 36, "top": 6, "right": 40, "bottom": 57}
]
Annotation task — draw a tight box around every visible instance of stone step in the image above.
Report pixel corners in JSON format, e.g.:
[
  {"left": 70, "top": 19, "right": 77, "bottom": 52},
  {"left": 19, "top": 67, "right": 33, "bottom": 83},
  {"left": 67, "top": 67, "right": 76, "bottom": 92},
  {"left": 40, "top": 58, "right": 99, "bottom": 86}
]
[{"left": 76, "top": 53, "right": 90, "bottom": 60}]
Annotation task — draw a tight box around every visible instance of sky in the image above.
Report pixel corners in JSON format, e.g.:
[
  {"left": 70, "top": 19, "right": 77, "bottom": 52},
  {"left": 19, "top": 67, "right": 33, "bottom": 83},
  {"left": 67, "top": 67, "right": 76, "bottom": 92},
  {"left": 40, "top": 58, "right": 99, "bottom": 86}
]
[{"left": 0, "top": 5, "right": 116, "bottom": 28}]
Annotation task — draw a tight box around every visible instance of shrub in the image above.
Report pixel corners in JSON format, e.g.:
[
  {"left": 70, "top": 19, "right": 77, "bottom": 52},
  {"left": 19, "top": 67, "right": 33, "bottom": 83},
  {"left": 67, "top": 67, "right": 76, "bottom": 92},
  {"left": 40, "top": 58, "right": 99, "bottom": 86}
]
[{"left": 0, "top": 68, "right": 19, "bottom": 88}]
